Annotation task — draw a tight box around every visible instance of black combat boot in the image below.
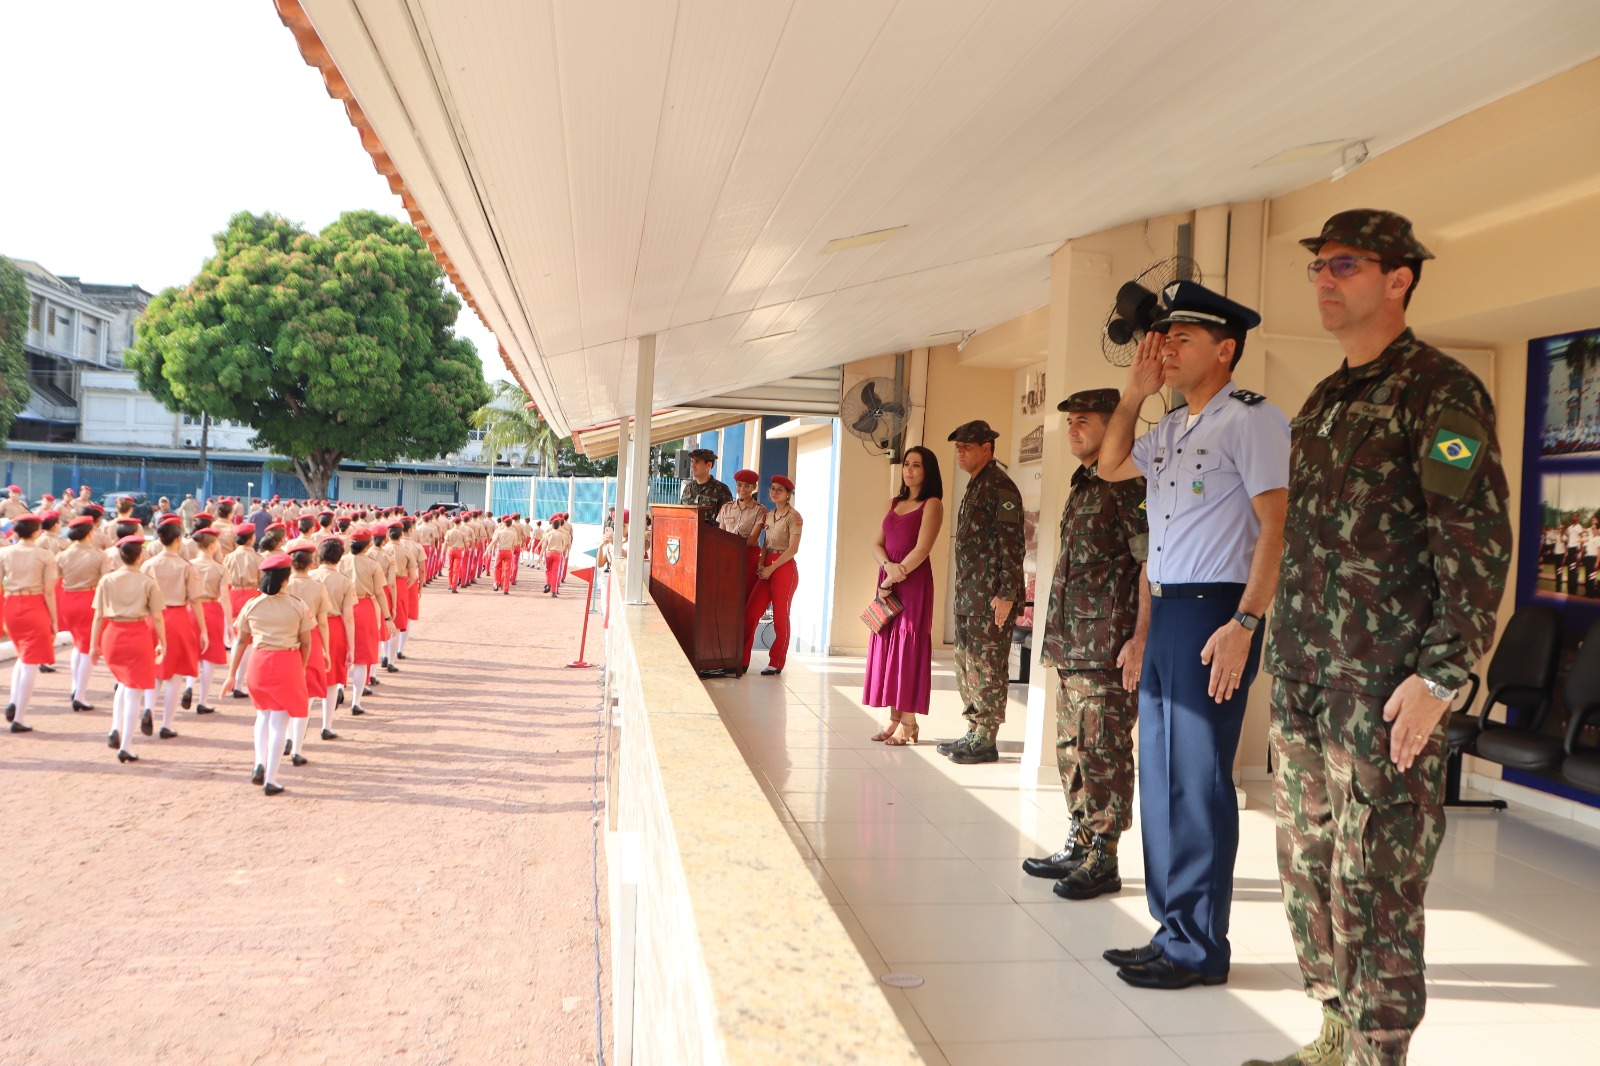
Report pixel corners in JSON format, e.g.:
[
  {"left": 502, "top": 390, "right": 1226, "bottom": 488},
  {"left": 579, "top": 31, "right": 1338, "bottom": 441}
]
[
  {"left": 1023, "top": 822, "right": 1087, "bottom": 879},
  {"left": 949, "top": 734, "right": 999, "bottom": 764},
  {"left": 1053, "top": 832, "right": 1122, "bottom": 899}
]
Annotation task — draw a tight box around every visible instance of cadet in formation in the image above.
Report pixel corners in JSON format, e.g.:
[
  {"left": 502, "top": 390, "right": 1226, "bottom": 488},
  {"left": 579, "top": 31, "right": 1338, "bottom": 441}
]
[{"left": 1245, "top": 211, "right": 1513, "bottom": 1066}]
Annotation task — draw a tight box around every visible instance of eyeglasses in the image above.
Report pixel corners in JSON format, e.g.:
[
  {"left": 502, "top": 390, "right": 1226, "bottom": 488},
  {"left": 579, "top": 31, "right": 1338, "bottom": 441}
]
[{"left": 1307, "top": 255, "right": 1384, "bottom": 281}]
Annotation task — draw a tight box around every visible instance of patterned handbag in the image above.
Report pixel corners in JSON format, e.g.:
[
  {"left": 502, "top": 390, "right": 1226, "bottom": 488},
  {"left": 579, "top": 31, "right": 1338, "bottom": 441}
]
[{"left": 861, "top": 587, "right": 904, "bottom": 635}]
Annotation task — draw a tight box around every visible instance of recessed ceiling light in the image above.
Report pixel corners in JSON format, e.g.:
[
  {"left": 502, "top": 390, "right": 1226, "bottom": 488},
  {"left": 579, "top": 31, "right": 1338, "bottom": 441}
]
[
  {"left": 1255, "top": 139, "right": 1355, "bottom": 167},
  {"left": 821, "top": 226, "right": 907, "bottom": 254},
  {"left": 745, "top": 330, "right": 796, "bottom": 345}
]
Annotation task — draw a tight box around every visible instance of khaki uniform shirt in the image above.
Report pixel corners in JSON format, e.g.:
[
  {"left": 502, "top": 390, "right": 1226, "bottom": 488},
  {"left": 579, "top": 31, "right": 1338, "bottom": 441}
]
[
  {"left": 93, "top": 567, "right": 164, "bottom": 622},
  {"left": 0, "top": 498, "right": 30, "bottom": 519},
  {"left": 60, "top": 543, "right": 114, "bottom": 591},
  {"left": 761, "top": 508, "right": 803, "bottom": 553},
  {"left": 0, "top": 541, "right": 59, "bottom": 595},
  {"left": 213, "top": 520, "right": 238, "bottom": 555},
  {"left": 544, "top": 526, "right": 573, "bottom": 554},
  {"left": 339, "top": 551, "right": 389, "bottom": 614},
  {"left": 142, "top": 551, "right": 201, "bottom": 608},
  {"left": 492, "top": 525, "right": 521, "bottom": 551},
  {"left": 223, "top": 546, "right": 264, "bottom": 590},
  {"left": 444, "top": 525, "right": 469, "bottom": 551},
  {"left": 717, "top": 499, "right": 767, "bottom": 539},
  {"left": 287, "top": 573, "right": 332, "bottom": 642},
  {"left": 310, "top": 566, "right": 357, "bottom": 622},
  {"left": 236, "top": 592, "right": 312, "bottom": 652},
  {"left": 194, "top": 556, "right": 226, "bottom": 601}
]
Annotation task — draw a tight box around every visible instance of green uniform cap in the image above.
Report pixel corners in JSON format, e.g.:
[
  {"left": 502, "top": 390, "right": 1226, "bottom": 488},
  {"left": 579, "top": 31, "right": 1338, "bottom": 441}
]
[
  {"left": 947, "top": 419, "right": 1000, "bottom": 444},
  {"left": 1299, "top": 208, "right": 1435, "bottom": 261},
  {"left": 1058, "top": 388, "right": 1120, "bottom": 414}
]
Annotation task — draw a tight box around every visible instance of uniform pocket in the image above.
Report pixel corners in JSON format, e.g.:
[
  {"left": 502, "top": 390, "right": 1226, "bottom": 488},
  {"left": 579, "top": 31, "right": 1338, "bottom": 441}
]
[{"left": 1336, "top": 778, "right": 1439, "bottom": 883}]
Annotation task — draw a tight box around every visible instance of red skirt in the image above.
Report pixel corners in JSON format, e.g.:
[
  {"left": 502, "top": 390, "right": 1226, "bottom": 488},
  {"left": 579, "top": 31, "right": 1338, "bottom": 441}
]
[
  {"left": 227, "top": 587, "right": 259, "bottom": 624},
  {"left": 103, "top": 619, "right": 156, "bottom": 689},
  {"left": 352, "top": 597, "right": 380, "bottom": 665},
  {"left": 199, "top": 601, "right": 229, "bottom": 664},
  {"left": 304, "top": 627, "right": 328, "bottom": 693},
  {"left": 326, "top": 616, "right": 350, "bottom": 682},
  {"left": 4, "top": 594, "right": 56, "bottom": 666},
  {"left": 407, "top": 572, "right": 421, "bottom": 620},
  {"left": 379, "top": 587, "right": 393, "bottom": 641},
  {"left": 247, "top": 647, "right": 310, "bottom": 717},
  {"left": 60, "top": 587, "right": 96, "bottom": 653},
  {"left": 392, "top": 577, "right": 411, "bottom": 632},
  {"left": 156, "top": 604, "right": 200, "bottom": 680}
]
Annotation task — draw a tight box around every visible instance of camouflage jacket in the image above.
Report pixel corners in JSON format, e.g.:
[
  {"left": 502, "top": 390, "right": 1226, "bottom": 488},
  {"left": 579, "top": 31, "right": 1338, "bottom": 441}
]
[
  {"left": 952, "top": 460, "right": 1025, "bottom": 617},
  {"left": 1265, "top": 329, "right": 1512, "bottom": 696},
  {"left": 679, "top": 476, "right": 733, "bottom": 522},
  {"left": 1040, "top": 464, "right": 1148, "bottom": 671}
]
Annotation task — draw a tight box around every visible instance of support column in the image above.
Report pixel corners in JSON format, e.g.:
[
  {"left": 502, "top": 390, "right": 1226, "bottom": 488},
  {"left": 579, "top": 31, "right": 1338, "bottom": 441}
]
[
  {"left": 615, "top": 414, "right": 631, "bottom": 526},
  {"left": 625, "top": 335, "right": 655, "bottom": 604}
]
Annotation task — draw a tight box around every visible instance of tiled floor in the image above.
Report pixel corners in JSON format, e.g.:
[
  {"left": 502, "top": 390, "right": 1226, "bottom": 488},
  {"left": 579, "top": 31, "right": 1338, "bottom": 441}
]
[{"left": 708, "top": 652, "right": 1600, "bottom": 1066}]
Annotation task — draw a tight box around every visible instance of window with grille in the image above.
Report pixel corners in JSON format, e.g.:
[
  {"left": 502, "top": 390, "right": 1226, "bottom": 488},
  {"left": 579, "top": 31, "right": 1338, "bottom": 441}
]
[
  {"left": 421, "top": 481, "right": 455, "bottom": 494},
  {"left": 353, "top": 478, "right": 390, "bottom": 491},
  {"left": 47, "top": 308, "right": 56, "bottom": 335},
  {"left": 30, "top": 300, "right": 40, "bottom": 331}
]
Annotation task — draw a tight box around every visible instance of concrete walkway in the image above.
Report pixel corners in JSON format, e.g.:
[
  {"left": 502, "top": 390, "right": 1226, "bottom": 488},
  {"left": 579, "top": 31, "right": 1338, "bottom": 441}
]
[{"left": 0, "top": 569, "right": 608, "bottom": 1064}]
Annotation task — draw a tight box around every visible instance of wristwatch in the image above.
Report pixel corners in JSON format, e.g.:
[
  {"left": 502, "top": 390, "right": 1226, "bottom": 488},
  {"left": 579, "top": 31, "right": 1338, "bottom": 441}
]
[
  {"left": 1422, "top": 678, "right": 1457, "bottom": 703},
  {"left": 1232, "top": 610, "right": 1261, "bottom": 632}
]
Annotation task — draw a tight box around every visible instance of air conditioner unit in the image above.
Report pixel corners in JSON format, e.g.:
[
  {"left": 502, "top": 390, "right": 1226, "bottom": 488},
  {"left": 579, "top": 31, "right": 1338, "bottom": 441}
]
[{"left": 182, "top": 437, "right": 198, "bottom": 448}]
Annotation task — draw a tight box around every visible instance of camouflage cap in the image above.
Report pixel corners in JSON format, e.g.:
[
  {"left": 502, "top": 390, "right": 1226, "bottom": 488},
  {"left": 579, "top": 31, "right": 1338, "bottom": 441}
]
[
  {"left": 947, "top": 419, "right": 1000, "bottom": 444},
  {"left": 1299, "top": 208, "right": 1435, "bottom": 260},
  {"left": 687, "top": 448, "right": 717, "bottom": 463},
  {"left": 1057, "top": 387, "right": 1120, "bottom": 414}
]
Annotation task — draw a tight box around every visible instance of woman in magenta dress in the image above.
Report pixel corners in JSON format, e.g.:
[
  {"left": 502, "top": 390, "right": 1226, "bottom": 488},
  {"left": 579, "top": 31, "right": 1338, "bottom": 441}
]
[{"left": 864, "top": 446, "right": 944, "bottom": 745}]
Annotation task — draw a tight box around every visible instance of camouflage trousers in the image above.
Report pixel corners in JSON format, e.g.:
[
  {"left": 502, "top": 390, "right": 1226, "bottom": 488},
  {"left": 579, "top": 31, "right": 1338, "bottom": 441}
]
[
  {"left": 1270, "top": 678, "right": 1446, "bottom": 1066},
  {"left": 1055, "top": 668, "right": 1137, "bottom": 838},
  {"left": 954, "top": 614, "right": 1014, "bottom": 739}
]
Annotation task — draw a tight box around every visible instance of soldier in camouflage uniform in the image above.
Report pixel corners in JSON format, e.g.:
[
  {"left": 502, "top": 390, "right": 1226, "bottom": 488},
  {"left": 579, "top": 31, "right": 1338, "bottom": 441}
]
[
  {"left": 1247, "top": 210, "right": 1513, "bottom": 1066},
  {"left": 679, "top": 448, "right": 733, "bottom": 522},
  {"left": 934, "top": 420, "right": 1024, "bottom": 764},
  {"left": 1025, "top": 388, "right": 1149, "bottom": 900}
]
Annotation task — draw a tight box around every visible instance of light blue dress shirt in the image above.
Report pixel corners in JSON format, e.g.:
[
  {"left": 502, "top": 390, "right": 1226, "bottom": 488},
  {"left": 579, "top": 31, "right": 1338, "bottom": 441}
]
[{"left": 1131, "top": 383, "right": 1290, "bottom": 585}]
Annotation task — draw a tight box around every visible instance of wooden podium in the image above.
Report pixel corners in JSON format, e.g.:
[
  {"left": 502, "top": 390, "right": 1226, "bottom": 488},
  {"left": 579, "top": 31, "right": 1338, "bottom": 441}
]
[{"left": 649, "top": 504, "right": 749, "bottom": 674}]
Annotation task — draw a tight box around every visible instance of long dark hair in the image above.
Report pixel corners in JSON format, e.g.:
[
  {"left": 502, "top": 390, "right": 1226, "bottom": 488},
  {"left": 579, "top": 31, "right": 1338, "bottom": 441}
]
[{"left": 895, "top": 445, "right": 944, "bottom": 502}]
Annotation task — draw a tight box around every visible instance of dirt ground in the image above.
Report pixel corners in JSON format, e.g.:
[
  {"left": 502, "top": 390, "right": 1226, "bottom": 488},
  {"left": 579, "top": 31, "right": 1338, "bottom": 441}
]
[{"left": 0, "top": 563, "right": 609, "bottom": 1065}]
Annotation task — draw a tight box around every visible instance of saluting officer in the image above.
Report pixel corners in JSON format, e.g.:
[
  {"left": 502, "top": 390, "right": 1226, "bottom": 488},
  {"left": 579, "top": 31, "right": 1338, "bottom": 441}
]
[
  {"left": 1246, "top": 211, "right": 1512, "bottom": 1066},
  {"left": 1026, "top": 388, "right": 1149, "bottom": 901},
  {"left": 935, "top": 420, "right": 1024, "bottom": 765},
  {"left": 1096, "top": 280, "right": 1290, "bottom": 991},
  {"left": 679, "top": 448, "right": 733, "bottom": 522}
]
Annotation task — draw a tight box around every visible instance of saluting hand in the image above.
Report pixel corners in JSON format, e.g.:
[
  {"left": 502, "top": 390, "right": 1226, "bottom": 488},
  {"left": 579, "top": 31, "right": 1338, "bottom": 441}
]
[
  {"left": 1125, "top": 329, "right": 1166, "bottom": 401},
  {"left": 1383, "top": 674, "right": 1450, "bottom": 772}
]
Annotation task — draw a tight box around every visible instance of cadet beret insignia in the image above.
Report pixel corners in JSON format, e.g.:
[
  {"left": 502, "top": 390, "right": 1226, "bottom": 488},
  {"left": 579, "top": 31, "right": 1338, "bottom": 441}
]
[
  {"left": 1229, "top": 389, "right": 1265, "bottom": 406},
  {"left": 1430, "top": 429, "right": 1479, "bottom": 469}
]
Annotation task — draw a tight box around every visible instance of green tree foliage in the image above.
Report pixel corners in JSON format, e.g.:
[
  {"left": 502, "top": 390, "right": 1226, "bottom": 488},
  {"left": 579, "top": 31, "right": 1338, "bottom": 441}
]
[
  {"left": 469, "top": 379, "right": 562, "bottom": 473},
  {"left": 127, "top": 211, "right": 490, "bottom": 497},
  {"left": 0, "top": 257, "right": 33, "bottom": 438}
]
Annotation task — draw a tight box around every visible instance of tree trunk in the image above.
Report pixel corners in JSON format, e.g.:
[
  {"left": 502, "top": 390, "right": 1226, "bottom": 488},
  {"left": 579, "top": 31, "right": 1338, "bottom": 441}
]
[{"left": 292, "top": 449, "right": 342, "bottom": 500}]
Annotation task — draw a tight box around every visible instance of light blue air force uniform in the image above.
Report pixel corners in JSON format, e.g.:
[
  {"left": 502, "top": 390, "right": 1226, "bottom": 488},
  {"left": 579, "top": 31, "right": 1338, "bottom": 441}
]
[{"left": 1129, "top": 382, "right": 1290, "bottom": 976}]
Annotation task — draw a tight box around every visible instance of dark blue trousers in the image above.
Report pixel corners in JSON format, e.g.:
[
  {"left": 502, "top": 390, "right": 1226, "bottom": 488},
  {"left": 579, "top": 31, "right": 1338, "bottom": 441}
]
[{"left": 1138, "top": 585, "right": 1264, "bottom": 976}]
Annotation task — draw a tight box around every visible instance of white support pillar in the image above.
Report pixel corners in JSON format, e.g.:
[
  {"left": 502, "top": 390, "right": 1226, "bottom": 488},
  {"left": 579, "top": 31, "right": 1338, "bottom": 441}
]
[
  {"left": 625, "top": 334, "right": 655, "bottom": 604},
  {"left": 615, "top": 414, "right": 631, "bottom": 523}
]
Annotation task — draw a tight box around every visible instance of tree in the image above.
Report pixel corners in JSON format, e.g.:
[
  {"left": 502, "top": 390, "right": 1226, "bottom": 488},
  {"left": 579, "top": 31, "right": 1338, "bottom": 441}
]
[
  {"left": 469, "top": 379, "right": 561, "bottom": 473},
  {"left": 0, "top": 257, "right": 33, "bottom": 439},
  {"left": 127, "top": 211, "right": 490, "bottom": 497}
]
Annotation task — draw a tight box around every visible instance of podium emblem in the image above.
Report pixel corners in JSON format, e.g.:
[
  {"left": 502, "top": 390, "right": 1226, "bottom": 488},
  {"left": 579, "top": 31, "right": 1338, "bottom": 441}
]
[{"left": 665, "top": 537, "right": 681, "bottom": 565}]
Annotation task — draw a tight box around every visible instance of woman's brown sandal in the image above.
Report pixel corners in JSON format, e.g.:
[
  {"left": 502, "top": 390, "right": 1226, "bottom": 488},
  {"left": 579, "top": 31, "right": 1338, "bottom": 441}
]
[
  {"left": 871, "top": 716, "right": 900, "bottom": 743},
  {"left": 884, "top": 719, "right": 919, "bottom": 746}
]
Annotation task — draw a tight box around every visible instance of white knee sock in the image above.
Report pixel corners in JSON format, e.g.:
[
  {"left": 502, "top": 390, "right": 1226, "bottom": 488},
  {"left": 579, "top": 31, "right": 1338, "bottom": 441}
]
[
  {"left": 322, "top": 687, "right": 338, "bottom": 731},
  {"left": 253, "top": 710, "right": 269, "bottom": 769},
  {"left": 72, "top": 649, "right": 94, "bottom": 703},
  {"left": 161, "top": 680, "right": 181, "bottom": 728},
  {"left": 143, "top": 684, "right": 154, "bottom": 713},
  {"left": 395, "top": 631, "right": 409, "bottom": 656},
  {"left": 117, "top": 687, "right": 141, "bottom": 753},
  {"left": 264, "top": 711, "right": 289, "bottom": 785},
  {"left": 291, "top": 716, "right": 308, "bottom": 756},
  {"left": 198, "top": 661, "right": 217, "bottom": 706},
  {"left": 12, "top": 663, "right": 39, "bottom": 725}
]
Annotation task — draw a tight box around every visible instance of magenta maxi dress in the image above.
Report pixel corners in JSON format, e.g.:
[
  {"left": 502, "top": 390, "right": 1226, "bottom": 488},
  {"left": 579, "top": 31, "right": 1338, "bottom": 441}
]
[{"left": 863, "top": 501, "right": 934, "bottom": 715}]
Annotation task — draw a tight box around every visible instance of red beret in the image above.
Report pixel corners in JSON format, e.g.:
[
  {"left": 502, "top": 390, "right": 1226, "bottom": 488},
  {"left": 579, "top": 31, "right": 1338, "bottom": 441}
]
[
  {"left": 5, "top": 485, "right": 19, "bottom": 493},
  {"left": 233, "top": 522, "right": 257, "bottom": 537},
  {"left": 115, "top": 534, "right": 145, "bottom": 548},
  {"left": 193, "top": 512, "right": 214, "bottom": 522},
  {"left": 11, "top": 511, "right": 39, "bottom": 524},
  {"left": 41, "top": 494, "right": 55, "bottom": 502},
  {"left": 265, "top": 521, "right": 287, "bottom": 532},
  {"left": 349, "top": 527, "right": 373, "bottom": 542},
  {"left": 733, "top": 469, "right": 759, "bottom": 485},
  {"left": 158, "top": 513, "right": 183, "bottom": 527},
  {"left": 770, "top": 475, "right": 794, "bottom": 492},
  {"left": 259, "top": 552, "right": 292, "bottom": 571},
  {"left": 284, "top": 538, "right": 316, "bottom": 553},
  {"left": 69, "top": 515, "right": 95, "bottom": 529},
  {"left": 39, "top": 509, "right": 60, "bottom": 521}
]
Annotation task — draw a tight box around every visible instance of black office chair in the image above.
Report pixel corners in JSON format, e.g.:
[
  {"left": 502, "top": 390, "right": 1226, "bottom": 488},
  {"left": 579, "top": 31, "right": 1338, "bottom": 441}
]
[
  {"left": 1474, "top": 613, "right": 1593, "bottom": 784},
  {"left": 1560, "top": 672, "right": 1600, "bottom": 794},
  {"left": 1446, "top": 604, "right": 1562, "bottom": 809}
]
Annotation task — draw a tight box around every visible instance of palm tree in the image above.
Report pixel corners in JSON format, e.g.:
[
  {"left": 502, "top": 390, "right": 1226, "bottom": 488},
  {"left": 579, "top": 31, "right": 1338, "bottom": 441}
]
[{"left": 469, "top": 380, "right": 562, "bottom": 473}]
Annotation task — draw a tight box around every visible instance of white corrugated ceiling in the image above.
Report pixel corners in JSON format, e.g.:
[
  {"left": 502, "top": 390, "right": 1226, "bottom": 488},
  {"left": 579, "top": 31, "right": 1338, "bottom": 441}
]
[{"left": 292, "top": 0, "right": 1600, "bottom": 435}]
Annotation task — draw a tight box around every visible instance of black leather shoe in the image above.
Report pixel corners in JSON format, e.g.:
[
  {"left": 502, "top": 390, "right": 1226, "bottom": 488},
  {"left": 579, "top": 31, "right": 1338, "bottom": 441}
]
[
  {"left": 1103, "top": 943, "right": 1163, "bottom": 968},
  {"left": 107, "top": 730, "right": 120, "bottom": 749},
  {"left": 291, "top": 754, "right": 307, "bottom": 767},
  {"left": 181, "top": 688, "right": 193, "bottom": 710},
  {"left": 1022, "top": 844, "right": 1083, "bottom": 880},
  {"left": 395, "top": 653, "right": 407, "bottom": 660},
  {"left": 251, "top": 764, "right": 265, "bottom": 786},
  {"left": 117, "top": 749, "right": 138, "bottom": 763},
  {"left": 760, "top": 666, "right": 782, "bottom": 676},
  {"left": 542, "top": 585, "right": 550, "bottom": 593},
  {"left": 936, "top": 734, "right": 974, "bottom": 756},
  {"left": 384, "top": 663, "right": 398, "bottom": 673},
  {"left": 4, "top": 703, "right": 13, "bottom": 722},
  {"left": 231, "top": 688, "right": 249, "bottom": 699},
  {"left": 950, "top": 739, "right": 999, "bottom": 764},
  {"left": 321, "top": 728, "right": 338, "bottom": 741},
  {"left": 196, "top": 704, "right": 216, "bottom": 715},
  {"left": 39, "top": 664, "right": 55, "bottom": 673},
  {"left": 369, "top": 676, "right": 380, "bottom": 686},
  {"left": 362, "top": 686, "right": 374, "bottom": 696},
  {"left": 159, "top": 727, "right": 178, "bottom": 739},
  {"left": 1116, "top": 957, "right": 1226, "bottom": 989},
  {"left": 140, "top": 710, "right": 154, "bottom": 736},
  {"left": 336, "top": 689, "right": 345, "bottom": 708},
  {"left": 263, "top": 783, "right": 285, "bottom": 796},
  {"left": 351, "top": 706, "right": 366, "bottom": 716},
  {"left": 284, "top": 740, "right": 293, "bottom": 756},
  {"left": 72, "top": 699, "right": 95, "bottom": 712},
  {"left": 10, "top": 721, "right": 33, "bottom": 733},
  {"left": 451, "top": 587, "right": 458, "bottom": 593}
]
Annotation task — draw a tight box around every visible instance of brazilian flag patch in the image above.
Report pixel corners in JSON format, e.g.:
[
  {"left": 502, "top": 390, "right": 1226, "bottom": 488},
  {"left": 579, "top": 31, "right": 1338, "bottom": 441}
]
[
  {"left": 998, "top": 497, "right": 1021, "bottom": 522},
  {"left": 1430, "top": 429, "right": 1480, "bottom": 469}
]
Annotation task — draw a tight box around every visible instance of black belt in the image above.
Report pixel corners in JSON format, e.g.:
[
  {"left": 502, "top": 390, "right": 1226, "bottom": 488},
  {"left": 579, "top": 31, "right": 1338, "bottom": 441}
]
[{"left": 1149, "top": 581, "right": 1245, "bottom": 599}]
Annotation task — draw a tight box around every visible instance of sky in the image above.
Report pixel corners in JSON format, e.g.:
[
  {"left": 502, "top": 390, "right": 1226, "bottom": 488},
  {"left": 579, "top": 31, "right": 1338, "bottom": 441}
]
[{"left": 0, "top": 0, "right": 508, "bottom": 382}]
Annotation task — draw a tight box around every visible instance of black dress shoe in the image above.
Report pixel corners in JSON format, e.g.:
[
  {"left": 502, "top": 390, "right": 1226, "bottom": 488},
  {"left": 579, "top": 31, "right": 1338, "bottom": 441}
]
[
  {"left": 284, "top": 740, "right": 293, "bottom": 756},
  {"left": 451, "top": 587, "right": 458, "bottom": 593},
  {"left": 251, "top": 764, "right": 265, "bottom": 786},
  {"left": 542, "top": 585, "right": 550, "bottom": 593},
  {"left": 196, "top": 704, "right": 216, "bottom": 715},
  {"left": 760, "top": 666, "right": 782, "bottom": 676},
  {"left": 140, "top": 710, "right": 154, "bottom": 736},
  {"left": 231, "top": 688, "right": 249, "bottom": 699},
  {"left": 1022, "top": 845, "right": 1083, "bottom": 880},
  {"left": 181, "top": 688, "right": 193, "bottom": 710},
  {"left": 1116, "top": 957, "right": 1226, "bottom": 990},
  {"left": 321, "top": 728, "right": 338, "bottom": 740},
  {"left": 1103, "top": 943, "right": 1163, "bottom": 969},
  {"left": 291, "top": 754, "right": 307, "bottom": 767},
  {"left": 39, "top": 664, "right": 56, "bottom": 673},
  {"left": 107, "top": 730, "right": 120, "bottom": 749},
  {"left": 263, "top": 783, "right": 285, "bottom": 796},
  {"left": 10, "top": 721, "right": 33, "bottom": 733},
  {"left": 362, "top": 686, "right": 374, "bottom": 696},
  {"left": 336, "top": 689, "right": 345, "bottom": 708},
  {"left": 368, "top": 676, "right": 380, "bottom": 686},
  {"left": 396, "top": 652, "right": 406, "bottom": 660},
  {"left": 4, "top": 703, "right": 13, "bottom": 722},
  {"left": 72, "top": 699, "right": 95, "bottom": 712},
  {"left": 117, "top": 749, "right": 138, "bottom": 763},
  {"left": 159, "top": 727, "right": 178, "bottom": 739},
  {"left": 351, "top": 706, "right": 366, "bottom": 716},
  {"left": 384, "top": 663, "right": 398, "bottom": 673}
]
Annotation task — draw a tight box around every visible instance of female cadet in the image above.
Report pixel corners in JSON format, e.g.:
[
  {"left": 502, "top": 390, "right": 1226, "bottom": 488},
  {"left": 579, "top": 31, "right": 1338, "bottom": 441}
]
[
  {"left": 543, "top": 515, "right": 572, "bottom": 595},
  {"left": 90, "top": 535, "right": 167, "bottom": 763},
  {"left": 717, "top": 470, "right": 767, "bottom": 601},
  {"left": 386, "top": 522, "right": 419, "bottom": 656},
  {"left": 309, "top": 537, "right": 355, "bottom": 738},
  {"left": 140, "top": 514, "right": 206, "bottom": 739},
  {"left": 225, "top": 553, "right": 311, "bottom": 796},
  {"left": 1, "top": 513, "right": 60, "bottom": 732},
  {"left": 222, "top": 522, "right": 262, "bottom": 698},
  {"left": 186, "top": 524, "right": 231, "bottom": 715},
  {"left": 740, "top": 475, "right": 803, "bottom": 678},
  {"left": 58, "top": 514, "right": 112, "bottom": 711},
  {"left": 285, "top": 539, "right": 332, "bottom": 765},
  {"left": 339, "top": 527, "right": 390, "bottom": 716}
]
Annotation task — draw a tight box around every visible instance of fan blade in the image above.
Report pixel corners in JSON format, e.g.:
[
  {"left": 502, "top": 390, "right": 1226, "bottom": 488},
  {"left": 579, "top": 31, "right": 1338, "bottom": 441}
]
[
  {"left": 859, "top": 380, "right": 882, "bottom": 409},
  {"left": 880, "top": 402, "right": 906, "bottom": 417},
  {"left": 852, "top": 411, "right": 881, "bottom": 435}
]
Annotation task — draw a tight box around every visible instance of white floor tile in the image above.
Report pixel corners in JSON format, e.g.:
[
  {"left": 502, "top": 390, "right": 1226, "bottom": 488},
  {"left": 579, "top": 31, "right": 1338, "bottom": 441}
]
[
  {"left": 853, "top": 902, "right": 1068, "bottom": 963},
  {"left": 797, "top": 821, "right": 965, "bottom": 860},
  {"left": 822, "top": 858, "right": 1016, "bottom": 906},
  {"left": 777, "top": 788, "right": 925, "bottom": 824},
  {"left": 940, "top": 1037, "right": 1187, "bottom": 1066},
  {"left": 899, "top": 960, "right": 1153, "bottom": 1043}
]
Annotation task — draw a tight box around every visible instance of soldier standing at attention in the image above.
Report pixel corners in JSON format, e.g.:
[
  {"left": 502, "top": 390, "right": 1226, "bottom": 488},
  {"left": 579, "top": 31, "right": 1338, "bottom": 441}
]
[
  {"left": 679, "top": 448, "right": 733, "bottom": 522},
  {"left": 1096, "top": 281, "right": 1290, "bottom": 991},
  {"left": 934, "top": 420, "right": 1024, "bottom": 765},
  {"left": 1025, "top": 389, "right": 1149, "bottom": 900},
  {"left": 1244, "top": 211, "right": 1511, "bottom": 1066}
]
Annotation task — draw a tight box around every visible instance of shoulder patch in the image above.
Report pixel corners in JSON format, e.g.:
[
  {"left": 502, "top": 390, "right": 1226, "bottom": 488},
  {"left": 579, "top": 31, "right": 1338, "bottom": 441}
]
[
  {"left": 997, "top": 496, "right": 1022, "bottom": 523},
  {"left": 1422, "top": 409, "right": 1490, "bottom": 499},
  {"left": 1230, "top": 389, "right": 1265, "bottom": 406}
]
